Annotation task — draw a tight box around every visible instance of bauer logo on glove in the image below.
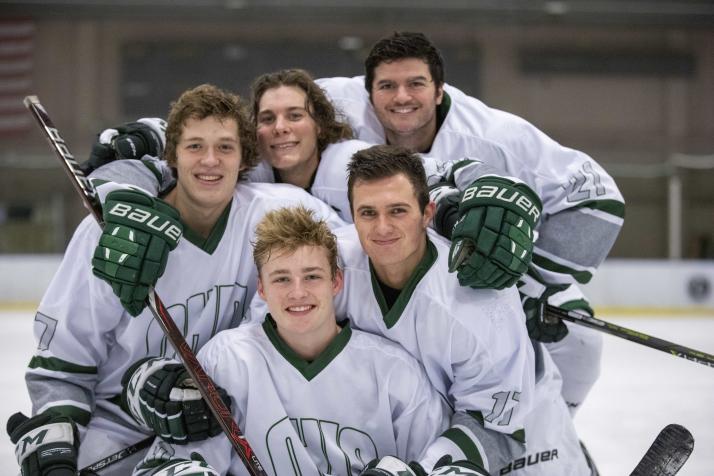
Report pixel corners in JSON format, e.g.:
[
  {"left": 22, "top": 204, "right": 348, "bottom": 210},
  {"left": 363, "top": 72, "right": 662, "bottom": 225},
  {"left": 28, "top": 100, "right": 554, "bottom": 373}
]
[{"left": 461, "top": 181, "right": 540, "bottom": 223}]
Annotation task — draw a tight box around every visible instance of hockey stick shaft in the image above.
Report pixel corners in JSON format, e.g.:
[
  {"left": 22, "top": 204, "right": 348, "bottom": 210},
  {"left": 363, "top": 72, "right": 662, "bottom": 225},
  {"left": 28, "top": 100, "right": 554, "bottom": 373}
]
[
  {"left": 24, "top": 96, "right": 268, "bottom": 476},
  {"left": 546, "top": 304, "right": 714, "bottom": 368},
  {"left": 79, "top": 435, "right": 154, "bottom": 474}
]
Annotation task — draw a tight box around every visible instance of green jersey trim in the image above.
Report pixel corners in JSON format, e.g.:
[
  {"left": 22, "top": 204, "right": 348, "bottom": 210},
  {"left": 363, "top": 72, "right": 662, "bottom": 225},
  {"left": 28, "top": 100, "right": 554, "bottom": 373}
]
[
  {"left": 531, "top": 254, "right": 592, "bottom": 284},
  {"left": 28, "top": 356, "right": 97, "bottom": 375},
  {"left": 262, "top": 315, "right": 352, "bottom": 381},
  {"left": 571, "top": 199, "right": 625, "bottom": 219},
  {"left": 369, "top": 238, "right": 438, "bottom": 329},
  {"left": 442, "top": 426, "right": 485, "bottom": 469},
  {"left": 43, "top": 404, "right": 92, "bottom": 427},
  {"left": 181, "top": 201, "right": 232, "bottom": 254}
]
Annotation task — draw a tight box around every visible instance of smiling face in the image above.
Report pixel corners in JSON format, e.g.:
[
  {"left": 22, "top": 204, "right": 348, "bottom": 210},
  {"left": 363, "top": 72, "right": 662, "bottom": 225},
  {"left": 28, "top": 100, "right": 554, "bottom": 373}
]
[
  {"left": 167, "top": 115, "right": 242, "bottom": 227},
  {"left": 256, "top": 85, "right": 320, "bottom": 188},
  {"left": 369, "top": 58, "right": 444, "bottom": 153},
  {"left": 258, "top": 244, "right": 343, "bottom": 356},
  {"left": 351, "top": 173, "right": 434, "bottom": 289}
]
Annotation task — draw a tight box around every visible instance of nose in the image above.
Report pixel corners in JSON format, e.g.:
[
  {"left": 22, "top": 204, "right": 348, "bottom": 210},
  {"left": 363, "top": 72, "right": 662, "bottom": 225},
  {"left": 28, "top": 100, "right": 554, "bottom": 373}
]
[
  {"left": 288, "top": 280, "right": 308, "bottom": 298},
  {"left": 374, "top": 214, "right": 392, "bottom": 234},
  {"left": 201, "top": 147, "right": 219, "bottom": 165},
  {"left": 273, "top": 115, "right": 290, "bottom": 135},
  {"left": 394, "top": 84, "right": 412, "bottom": 103}
]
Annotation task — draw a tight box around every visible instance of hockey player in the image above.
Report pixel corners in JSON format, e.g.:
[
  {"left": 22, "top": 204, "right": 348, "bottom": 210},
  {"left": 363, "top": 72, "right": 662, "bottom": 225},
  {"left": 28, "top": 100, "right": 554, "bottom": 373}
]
[
  {"left": 342, "top": 146, "right": 591, "bottom": 476},
  {"left": 128, "top": 205, "right": 453, "bottom": 476},
  {"left": 315, "top": 31, "right": 625, "bottom": 414},
  {"left": 114, "top": 146, "right": 591, "bottom": 475},
  {"left": 7, "top": 84, "right": 342, "bottom": 475}
]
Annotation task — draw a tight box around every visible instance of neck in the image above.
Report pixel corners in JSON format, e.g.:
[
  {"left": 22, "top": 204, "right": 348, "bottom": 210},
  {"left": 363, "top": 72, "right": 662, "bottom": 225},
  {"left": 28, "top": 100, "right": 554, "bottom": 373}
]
[
  {"left": 279, "top": 320, "right": 340, "bottom": 361},
  {"left": 385, "top": 120, "right": 437, "bottom": 153},
  {"left": 164, "top": 188, "right": 228, "bottom": 239},
  {"left": 372, "top": 236, "right": 427, "bottom": 290},
  {"left": 276, "top": 155, "right": 319, "bottom": 190}
]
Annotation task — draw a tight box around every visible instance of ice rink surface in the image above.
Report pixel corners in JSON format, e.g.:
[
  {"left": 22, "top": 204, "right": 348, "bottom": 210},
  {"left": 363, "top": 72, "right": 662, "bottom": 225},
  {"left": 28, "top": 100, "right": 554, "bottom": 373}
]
[{"left": 0, "top": 310, "right": 712, "bottom": 475}]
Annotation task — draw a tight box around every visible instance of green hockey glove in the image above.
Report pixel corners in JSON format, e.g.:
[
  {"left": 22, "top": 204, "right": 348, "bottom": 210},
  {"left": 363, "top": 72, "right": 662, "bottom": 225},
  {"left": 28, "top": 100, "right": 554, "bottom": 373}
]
[
  {"left": 518, "top": 269, "right": 572, "bottom": 343},
  {"left": 7, "top": 411, "right": 79, "bottom": 476},
  {"left": 144, "top": 452, "right": 219, "bottom": 476},
  {"left": 449, "top": 175, "right": 542, "bottom": 290},
  {"left": 428, "top": 455, "right": 489, "bottom": 476},
  {"left": 92, "top": 189, "right": 182, "bottom": 316},
  {"left": 360, "top": 456, "right": 426, "bottom": 476},
  {"left": 121, "top": 357, "right": 230, "bottom": 445}
]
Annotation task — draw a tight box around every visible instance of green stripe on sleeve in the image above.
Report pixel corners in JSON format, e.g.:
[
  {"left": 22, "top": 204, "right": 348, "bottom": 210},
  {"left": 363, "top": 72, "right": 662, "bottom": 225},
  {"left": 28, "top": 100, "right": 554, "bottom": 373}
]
[
  {"left": 571, "top": 199, "right": 625, "bottom": 219},
  {"left": 44, "top": 404, "right": 92, "bottom": 427},
  {"left": 532, "top": 254, "right": 592, "bottom": 284},
  {"left": 29, "top": 356, "right": 97, "bottom": 374},
  {"left": 442, "top": 427, "right": 485, "bottom": 469}
]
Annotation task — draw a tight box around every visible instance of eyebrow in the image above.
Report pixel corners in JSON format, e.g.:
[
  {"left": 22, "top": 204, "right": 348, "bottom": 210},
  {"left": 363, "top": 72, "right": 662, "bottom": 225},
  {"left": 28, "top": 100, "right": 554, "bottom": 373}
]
[
  {"left": 356, "top": 202, "right": 412, "bottom": 212},
  {"left": 267, "top": 266, "right": 326, "bottom": 276},
  {"left": 258, "top": 106, "right": 307, "bottom": 114},
  {"left": 376, "top": 75, "right": 430, "bottom": 84}
]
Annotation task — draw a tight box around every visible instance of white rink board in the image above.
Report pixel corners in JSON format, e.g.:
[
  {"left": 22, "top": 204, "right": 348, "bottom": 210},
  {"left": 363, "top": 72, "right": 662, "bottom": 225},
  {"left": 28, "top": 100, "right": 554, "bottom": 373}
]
[{"left": 1, "top": 311, "right": 712, "bottom": 475}]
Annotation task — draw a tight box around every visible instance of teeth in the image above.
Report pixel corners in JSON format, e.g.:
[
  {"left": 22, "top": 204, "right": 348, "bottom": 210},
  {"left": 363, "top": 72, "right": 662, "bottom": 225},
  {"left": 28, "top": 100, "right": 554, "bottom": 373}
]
[
  {"left": 197, "top": 175, "right": 220, "bottom": 181},
  {"left": 288, "top": 305, "right": 312, "bottom": 312},
  {"left": 273, "top": 143, "right": 297, "bottom": 150},
  {"left": 391, "top": 107, "right": 416, "bottom": 114}
]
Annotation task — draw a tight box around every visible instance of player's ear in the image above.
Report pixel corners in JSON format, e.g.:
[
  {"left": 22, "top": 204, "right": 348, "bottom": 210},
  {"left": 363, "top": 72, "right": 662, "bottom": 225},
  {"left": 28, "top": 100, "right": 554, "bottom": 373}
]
[
  {"left": 435, "top": 84, "right": 444, "bottom": 105},
  {"left": 422, "top": 201, "right": 436, "bottom": 228},
  {"left": 257, "top": 276, "right": 266, "bottom": 300},
  {"left": 332, "top": 268, "right": 344, "bottom": 296}
]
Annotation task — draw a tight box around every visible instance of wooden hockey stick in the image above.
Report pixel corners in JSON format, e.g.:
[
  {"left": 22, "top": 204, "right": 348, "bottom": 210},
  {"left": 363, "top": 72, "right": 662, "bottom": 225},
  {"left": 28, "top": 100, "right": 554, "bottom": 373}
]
[
  {"left": 24, "top": 95, "right": 268, "bottom": 476},
  {"left": 546, "top": 305, "right": 714, "bottom": 369}
]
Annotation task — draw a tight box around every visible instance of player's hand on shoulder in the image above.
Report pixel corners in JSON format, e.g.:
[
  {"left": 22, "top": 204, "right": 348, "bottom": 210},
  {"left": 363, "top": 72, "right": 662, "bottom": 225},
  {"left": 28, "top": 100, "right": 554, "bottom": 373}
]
[
  {"left": 92, "top": 188, "right": 182, "bottom": 316},
  {"left": 121, "top": 357, "right": 230, "bottom": 445},
  {"left": 448, "top": 175, "right": 542, "bottom": 290},
  {"left": 7, "top": 410, "right": 79, "bottom": 476},
  {"left": 518, "top": 268, "right": 572, "bottom": 343},
  {"left": 360, "top": 456, "right": 427, "bottom": 476},
  {"left": 81, "top": 118, "right": 166, "bottom": 176}
]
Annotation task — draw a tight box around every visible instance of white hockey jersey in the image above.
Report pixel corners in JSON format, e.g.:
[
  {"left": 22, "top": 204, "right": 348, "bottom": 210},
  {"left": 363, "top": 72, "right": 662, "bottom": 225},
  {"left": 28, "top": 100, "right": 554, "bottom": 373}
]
[
  {"left": 328, "top": 226, "right": 588, "bottom": 475},
  {"left": 316, "top": 76, "right": 625, "bottom": 286},
  {"left": 135, "top": 318, "right": 450, "bottom": 476},
  {"left": 25, "top": 182, "right": 344, "bottom": 432}
]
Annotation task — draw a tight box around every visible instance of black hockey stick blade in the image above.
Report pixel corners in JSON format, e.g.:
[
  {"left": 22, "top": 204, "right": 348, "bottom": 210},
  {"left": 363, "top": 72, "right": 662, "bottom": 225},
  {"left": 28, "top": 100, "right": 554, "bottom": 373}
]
[
  {"left": 630, "top": 424, "right": 694, "bottom": 476},
  {"left": 24, "top": 95, "right": 268, "bottom": 476}
]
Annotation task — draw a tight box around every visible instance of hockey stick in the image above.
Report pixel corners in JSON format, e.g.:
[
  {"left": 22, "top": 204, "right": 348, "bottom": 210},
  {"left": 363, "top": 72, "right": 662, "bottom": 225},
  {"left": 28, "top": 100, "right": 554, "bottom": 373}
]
[
  {"left": 546, "top": 304, "right": 714, "bottom": 369},
  {"left": 79, "top": 435, "right": 154, "bottom": 475},
  {"left": 24, "top": 96, "right": 268, "bottom": 476},
  {"left": 630, "top": 424, "right": 694, "bottom": 476}
]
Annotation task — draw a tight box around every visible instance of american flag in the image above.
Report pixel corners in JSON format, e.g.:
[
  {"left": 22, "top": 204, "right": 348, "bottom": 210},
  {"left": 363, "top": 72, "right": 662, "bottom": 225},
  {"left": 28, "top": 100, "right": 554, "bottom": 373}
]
[{"left": 0, "top": 19, "right": 34, "bottom": 134}]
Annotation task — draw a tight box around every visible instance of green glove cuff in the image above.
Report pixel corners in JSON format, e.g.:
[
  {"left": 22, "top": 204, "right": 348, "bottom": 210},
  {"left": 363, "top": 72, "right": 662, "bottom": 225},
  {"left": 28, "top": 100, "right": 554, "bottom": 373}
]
[{"left": 459, "top": 176, "right": 542, "bottom": 229}]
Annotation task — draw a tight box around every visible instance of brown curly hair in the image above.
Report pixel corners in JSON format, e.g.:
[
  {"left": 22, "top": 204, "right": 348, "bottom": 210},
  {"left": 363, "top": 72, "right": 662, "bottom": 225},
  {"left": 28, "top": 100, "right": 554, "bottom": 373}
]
[
  {"left": 250, "top": 69, "right": 353, "bottom": 155},
  {"left": 163, "top": 84, "right": 258, "bottom": 181}
]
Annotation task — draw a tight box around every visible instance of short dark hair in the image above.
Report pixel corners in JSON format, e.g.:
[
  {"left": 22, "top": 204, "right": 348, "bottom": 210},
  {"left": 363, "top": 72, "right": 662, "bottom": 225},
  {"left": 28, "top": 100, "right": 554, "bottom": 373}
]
[
  {"left": 364, "top": 32, "right": 445, "bottom": 95},
  {"left": 347, "top": 144, "right": 429, "bottom": 213},
  {"left": 250, "top": 69, "right": 353, "bottom": 154},
  {"left": 164, "top": 84, "right": 257, "bottom": 181}
]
